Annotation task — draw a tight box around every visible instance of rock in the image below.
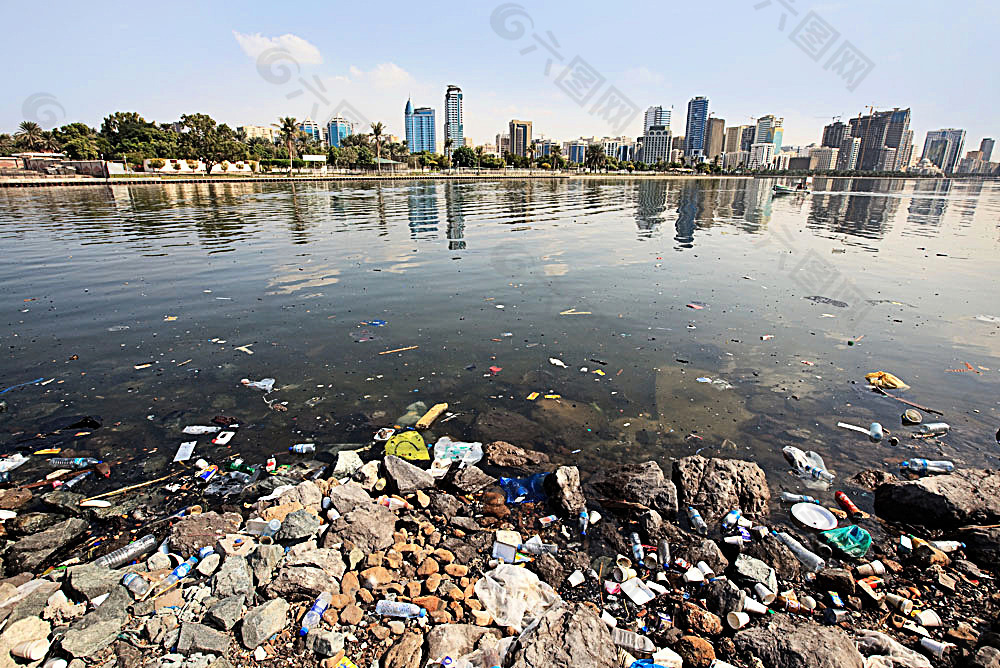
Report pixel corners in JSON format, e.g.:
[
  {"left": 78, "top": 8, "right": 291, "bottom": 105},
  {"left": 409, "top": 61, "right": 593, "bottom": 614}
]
[
  {"left": 587, "top": 460, "right": 678, "bottom": 518},
  {"left": 430, "top": 493, "right": 462, "bottom": 519},
  {"left": 733, "top": 615, "right": 864, "bottom": 668},
  {"left": 531, "top": 552, "right": 564, "bottom": 588},
  {"left": 704, "top": 577, "right": 745, "bottom": 616},
  {"left": 240, "top": 598, "right": 289, "bottom": 649},
  {"left": 962, "top": 527, "right": 1000, "bottom": 570},
  {"left": 9, "top": 512, "right": 61, "bottom": 535},
  {"left": 969, "top": 646, "right": 1000, "bottom": 668},
  {"left": 304, "top": 629, "right": 346, "bottom": 657},
  {"left": 148, "top": 552, "right": 172, "bottom": 571},
  {"left": 674, "top": 455, "right": 770, "bottom": 523},
  {"left": 60, "top": 585, "right": 131, "bottom": 658},
  {"left": 276, "top": 510, "right": 321, "bottom": 541},
  {"left": 743, "top": 533, "right": 802, "bottom": 581},
  {"left": 197, "top": 553, "right": 221, "bottom": 576},
  {"left": 449, "top": 467, "right": 496, "bottom": 494},
  {"left": 169, "top": 512, "right": 242, "bottom": 555},
  {"left": 676, "top": 635, "right": 715, "bottom": 668},
  {"left": 683, "top": 602, "right": 723, "bottom": 636},
  {"left": 731, "top": 554, "right": 778, "bottom": 593},
  {"left": 471, "top": 408, "right": 545, "bottom": 446},
  {"left": 249, "top": 544, "right": 284, "bottom": 586},
  {"left": 332, "top": 450, "right": 364, "bottom": 478},
  {"left": 688, "top": 538, "right": 729, "bottom": 573},
  {"left": 285, "top": 548, "right": 347, "bottom": 580},
  {"left": 204, "top": 595, "right": 244, "bottom": 631},
  {"left": 874, "top": 469, "right": 1000, "bottom": 527},
  {"left": 450, "top": 516, "right": 480, "bottom": 532},
  {"left": 212, "top": 556, "right": 252, "bottom": 599},
  {"left": 426, "top": 624, "right": 500, "bottom": 664},
  {"left": 384, "top": 456, "right": 435, "bottom": 493},
  {"left": 483, "top": 441, "right": 550, "bottom": 467},
  {"left": 0, "top": 488, "right": 31, "bottom": 510},
  {"left": 6, "top": 579, "right": 60, "bottom": 625},
  {"left": 324, "top": 504, "right": 396, "bottom": 553},
  {"left": 851, "top": 469, "right": 896, "bottom": 490},
  {"left": 7, "top": 517, "right": 88, "bottom": 572},
  {"left": 360, "top": 566, "right": 394, "bottom": 586},
  {"left": 505, "top": 602, "right": 616, "bottom": 668},
  {"left": 66, "top": 563, "right": 124, "bottom": 602},
  {"left": 550, "top": 466, "right": 586, "bottom": 514},
  {"left": 339, "top": 604, "right": 363, "bottom": 626},
  {"left": 327, "top": 482, "right": 374, "bottom": 515},
  {"left": 177, "top": 622, "right": 230, "bottom": 655},
  {"left": 382, "top": 632, "right": 423, "bottom": 668},
  {"left": 267, "top": 566, "right": 340, "bottom": 599},
  {"left": 817, "top": 568, "right": 856, "bottom": 596},
  {"left": 41, "top": 490, "right": 84, "bottom": 514}
]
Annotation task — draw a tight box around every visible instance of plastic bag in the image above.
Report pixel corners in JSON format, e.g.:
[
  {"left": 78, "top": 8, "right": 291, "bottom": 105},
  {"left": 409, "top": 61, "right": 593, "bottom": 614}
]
[
  {"left": 499, "top": 473, "right": 549, "bottom": 504},
  {"left": 865, "top": 371, "right": 909, "bottom": 390},
  {"left": 241, "top": 378, "right": 275, "bottom": 392},
  {"left": 822, "top": 525, "right": 872, "bottom": 558},
  {"left": 855, "top": 630, "right": 931, "bottom": 668},
  {"left": 433, "top": 436, "right": 484, "bottom": 467},
  {"left": 474, "top": 564, "right": 561, "bottom": 631}
]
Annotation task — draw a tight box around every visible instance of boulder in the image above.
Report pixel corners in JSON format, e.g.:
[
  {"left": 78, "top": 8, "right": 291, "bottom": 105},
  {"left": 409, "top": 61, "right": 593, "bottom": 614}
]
[
  {"left": 505, "top": 603, "right": 616, "bottom": 668},
  {"left": 40, "top": 490, "right": 85, "bottom": 515},
  {"left": 688, "top": 538, "right": 729, "bottom": 574},
  {"left": 587, "top": 461, "right": 678, "bottom": 518},
  {"left": 676, "top": 635, "right": 715, "bottom": 668},
  {"left": 8, "top": 512, "right": 60, "bottom": 535},
  {"left": 240, "top": 598, "right": 289, "bottom": 649},
  {"left": 384, "top": 456, "right": 435, "bottom": 493},
  {"left": 60, "top": 585, "right": 131, "bottom": 659},
  {"left": 249, "top": 544, "right": 284, "bottom": 586},
  {"left": 212, "top": 556, "right": 253, "bottom": 599},
  {"left": 731, "top": 554, "right": 778, "bottom": 593},
  {"left": 285, "top": 547, "right": 346, "bottom": 580},
  {"left": 430, "top": 493, "right": 462, "bottom": 519},
  {"left": 169, "top": 512, "right": 242, "bottom": 555},
  {"left": 673, "top": 455, "right": 770, "bottom": 523},
  {"left": 733, "top": 615, "right": 864, "bottom": 668},
  {"left": 176, "top": 622, "right": 230, "bottom": 655},
  {"left": 7, "top": 517, "right": 88, "bottom": 572},
  {"left": 326, "top": 482, "right": 374, "bottom": 515},
  {"left": 969, "top": 646, "right": 1000, "bottom": 668},
  {"left": 683, "top": 602, "right": 723, "bottom": 636},
  {"left": 874, "top": 470, "right": 1000, "bottom": 527},
  {"left": 449, "top": 467, "right": 496, "bottom": 494},
  {"left": 483, "top": 441, "right": 550, "bottom": 468},
  {"left": 965, "top": 527, "right": 1000, "bottom": 570},
  {"left": 704, "top": 577, "right": 745, "bottom": 617},
  {"left": 325, "top": 504, "right": 396, "bottom": 553},
  {"left": 743, "top": 533, "right": 802, "bottom": 580},
  {"left": 304, "top": 629, "right": 346, "bottom": 657},
  {"left": 266, "top": 566, "right": 340, "bottom": 599},
  {"left": 382, "top": 632, "right": 423, "bottom": 668},
  {"left": 204, "top": 595, "right": 245, "bottom": 631},
  {"left": 276, "top": 510, "right": 321, "bottom": 542},
  {"left": 550, "top": 466, "right": 586, "bottom": 515},
  {"left": 66, "top": 563, "right": 124, "bottom": 602},
  {"left": 426, "top": 624, "right": 500, "bottom": 664}
]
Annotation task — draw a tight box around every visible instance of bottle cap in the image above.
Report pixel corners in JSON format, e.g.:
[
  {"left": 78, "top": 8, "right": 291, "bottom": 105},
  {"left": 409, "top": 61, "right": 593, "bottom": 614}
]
[
  {"left": 299, "top": 627, "right": 309, "bottom": 637},
  {"left": 418, "top": 608, "right": 427, "bottom": 617}
]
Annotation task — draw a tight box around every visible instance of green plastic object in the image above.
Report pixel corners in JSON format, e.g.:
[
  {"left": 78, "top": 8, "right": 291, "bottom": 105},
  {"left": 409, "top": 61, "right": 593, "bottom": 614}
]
[{"left": 821, "top": 525, "right": 872, "bottom": 558}]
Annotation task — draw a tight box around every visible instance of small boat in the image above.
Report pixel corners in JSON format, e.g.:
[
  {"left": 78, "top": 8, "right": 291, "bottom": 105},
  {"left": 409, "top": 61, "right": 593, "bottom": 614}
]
[{"left": 773, "top": 177, "right": 812, "bottom": 195}]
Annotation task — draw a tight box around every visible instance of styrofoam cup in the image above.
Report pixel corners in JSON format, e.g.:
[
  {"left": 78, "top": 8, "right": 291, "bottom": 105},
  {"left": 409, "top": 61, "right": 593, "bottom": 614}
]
[
  {"left": 11, "top": 639, "right": 49, "bottom": 661},
  {"left": 743, "top": 597, "right": 768, "bottom": 614},
  {"left": 726, "top": 611, "right": 750, "bottom": 629},
  {"left": 914, "top": 609, "right": 941, "bottom": 627},
  {"left": 754, "top": 583, "right": 776, "bottom": 604}
]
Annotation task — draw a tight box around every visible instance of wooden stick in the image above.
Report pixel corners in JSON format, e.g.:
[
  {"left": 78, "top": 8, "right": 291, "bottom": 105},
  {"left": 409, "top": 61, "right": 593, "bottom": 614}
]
[
  {"left": 79, "top": 471, "right": 183, "bottom": 503},
  {"left": 379, "top": 345, "right": 418, "bottom": 355},
  {"left": 872, "top": 387, "right": 944, "bottom": 415}
]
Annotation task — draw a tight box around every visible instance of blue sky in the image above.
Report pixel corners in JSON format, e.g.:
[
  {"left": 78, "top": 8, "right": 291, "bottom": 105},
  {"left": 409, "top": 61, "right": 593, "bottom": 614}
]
[{"left": 5, "top": 0, "right": 999, "bottom": 152}]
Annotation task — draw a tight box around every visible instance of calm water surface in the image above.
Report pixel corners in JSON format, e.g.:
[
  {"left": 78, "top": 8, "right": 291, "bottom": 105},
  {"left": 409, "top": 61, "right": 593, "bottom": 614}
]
[{"left": 1, "top": 177, "right": 998, "bottom": 507}]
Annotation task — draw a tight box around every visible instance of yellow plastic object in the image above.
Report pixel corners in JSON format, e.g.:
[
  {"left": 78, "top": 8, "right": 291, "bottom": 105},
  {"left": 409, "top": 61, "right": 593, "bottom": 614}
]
[
  {"left": 526, "top": 392, "right": 540, "bottom": 401},
  {"left": 385, "top": 431, "right": 429, "bottom": 461},
  {"left": 415, "top": 402, "right": 448, "bottom": 429},
  {"left": 865, "top": 371, "right": 910, "bottom": 390}
]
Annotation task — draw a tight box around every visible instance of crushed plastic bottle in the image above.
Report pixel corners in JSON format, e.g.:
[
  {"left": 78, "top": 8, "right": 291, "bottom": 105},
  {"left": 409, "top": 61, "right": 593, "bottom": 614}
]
[
  {"left": 775, "top": 531, "right": 826, "bottom": 572},
  {"left": 374, "top": 600, "right": 426, "bottom": 619},
  {"left": 782, "top": 446, "right": 834, "bottom": 484},
  {"left": 289, "top": 443, "right": 316, "bottom": 454},
  {"left": 780, "top": 492, "right": 819, "bottom": 504},
  {"left": 122, "top": 573, "right": 150, "bottom": 598},
  {"left": 299, "top": 592, "right": 332, "bottom": 636},
  {"left": 245, "top": 518, "right": 282, "bottom": 537},
  {"left": 47, "top": 457, "right": 101, "bottom": 469},
  {"left": 900, "top": 459, "right": 954, "bottom": 475},
  {"left": 94, "top": 534, "right": 158, "bottom": 568},
  {"left": 687, "top": 506, "right": 708, "bottom": 535}
]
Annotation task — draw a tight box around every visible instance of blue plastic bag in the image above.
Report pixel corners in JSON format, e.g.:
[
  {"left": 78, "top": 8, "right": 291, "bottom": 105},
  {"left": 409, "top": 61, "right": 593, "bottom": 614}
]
[{"left": 499, "top": 473, "right": 549, "bottom": 504}]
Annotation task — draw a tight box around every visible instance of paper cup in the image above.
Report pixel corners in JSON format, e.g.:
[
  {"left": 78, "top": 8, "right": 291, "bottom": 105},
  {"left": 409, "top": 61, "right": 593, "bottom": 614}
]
[
  {"left": 567, "top": 570, "right": 585, "bottom": 587},
  {"left": 615, "top": 554, "right": 632, "bottom": 569},
  {"left": 696, "top": 561, "right": 715, "bottom": 578},
  {"left": 726, "top": 611, "right": 750, "bottom": 630},
  {"left": 683, "top": 567, "right": 705, "bottom": 584},
  {"left": 11, "top": 639, "right": 49, "bottom": 661},
  {"left": 613, "top": 566, "right": 636, "bottom": 582},
  {"left": 800, "top": 595, "right": 817, "bottom": 611},
  {"left": 914, "top": 609, "right": 941, "bottom": 627},
  {"left": 919, "top": 638, "right": 952, "bottom": 657},
  {"left": 588, "top": 510, "right": 602, "bottom": 526},
  {"left": 743, "top": 598, "right": 768, "bottom": 614},
  {"left": 885, "top": 594, "right": 913, "bottom": 615},
  {"left": 856, "top": 560, "right": 885, "bottom": 577},
  {"left": 754, "top": 583, "right": 776, "bottom": 604}
]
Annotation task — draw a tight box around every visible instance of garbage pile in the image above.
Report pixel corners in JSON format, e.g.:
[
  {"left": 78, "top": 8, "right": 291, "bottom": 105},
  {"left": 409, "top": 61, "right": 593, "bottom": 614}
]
[{"left": 0, "top": 400, "right": 997, "bottom": 668}]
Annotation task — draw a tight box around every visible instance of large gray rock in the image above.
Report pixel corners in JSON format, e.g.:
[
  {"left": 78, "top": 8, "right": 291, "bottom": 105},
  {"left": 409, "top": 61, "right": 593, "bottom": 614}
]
[
  {"left": 688, "top": 538, "right": 729, "bottom": 574},
  {"left": 550, "top": 466, "right": 586, "bottom": 515},
  {"left": 66, "top": 563, "right": 124, "bottom": 602},
  {"left": 874, "top": 469, "right": 1000, "bottom": 527},
  {"left": 426, "top": 624, "right": 501, "bottom": 664},
  {"left": 449, "top": 466, "right": 496, "bottom": 494},
  {"left": 40, "top": 490, "right": 85, "bottom": 514},
  {"left": 483, "top": 441, "right": 550, "bottom": 468},
  {"left": 673, "top": 455, "right": 770, "bottom": 523},
  {"left": 176, "top": 622, "right": 230, "bottom": 655},
  {"left": 326, "top": 482, "right": 374, "bottom": 515},
  {"left": 733, "top": 615, "right": 864, "bottom": 668},
  {"left": 240, "top": 598, "right": 289, "bottom": 649},
  {"left": 304, "top": 629, "right": 346, "bottom": 657},
  {"left": 169, "top": 512, "right": 242, "bottom": 555},
  {"left": 212, "top": 555, "right": 253, "bottom": 599},
  {"left": 384, "top": 456, "right": 434, "bottom": 493},
  {"left": 276, "top": 510, "right": 321, "bottom": 541},
  {"left": 964, "top": 527, "right": 1000, "bottom": 570},
  {"left": 382, "top": 631, "right": 423, "bottom": 668},
  {"left": 7, "top": 517, "right": 88, "bottom": 572},
  {"left": 743, "top": 532, "right": 802, "bottom": 581},
  {"left": 969, "top": 646, "right": 1000, "bottom": 668},
  {"left": 704, "top": 577, "right": 745, "bottom": 616},
  {"left": 285, "top": 547, "right": 346, "bottom": 579},
  {"left": 430, "top": 493, "right": 462, "bottom": 519},
  {"left": 266, "top": 566, "right": 340, "bottom": 599},
  {"left": 249, "top": 544, "right": 284, "bottom": 586},
  {"left": 587, "top": 461, "right": 678, "bottom": 518},
  {"left": 204, "top": 595, "right": 244, "bottom": 631},
  {"left": 324, "top": 504, "right": 396, "bottom": 553},
  {"left": 731, "top": 554, "right": 778, "bottom": 593},
  {"left": 60, "top": 585, "right": 131, "bottom": 659},
  {"left": 505, "top": 602, "right": 617, "bottom": 668}
]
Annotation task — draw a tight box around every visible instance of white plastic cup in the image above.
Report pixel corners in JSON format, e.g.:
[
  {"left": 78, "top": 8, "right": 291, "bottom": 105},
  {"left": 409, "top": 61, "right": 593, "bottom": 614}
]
[
  {"left": 11, "top": 639, "right": 49, "bottom": 661},
  {"left": 726, "top": 611, "right": 750, "bottom": 630},
  {"left": 754, "top": 583, "right": 776, "bottom": 605},
  {"left": 723, "top": 535, "right": 743, "bottom": 546},
  {"left": 613, "top": 566, "right": 636, "bottom": 582},
  {"left": 567, "top": 570, "right": 585, "bottom": 587},
  {"left": 588, "top": 510, "right": 602, "bottom": 526},
  {"left": 683, "top": 567, "right": 705, "bottom": 584},
  {"left": 743, "top": 598, "right": 768, "bottom": 614},
  {"left": 919, "top": 637, "right": 952, "bottom": 657},
  {"left": 855, "top": 560, "right": 885, "bottom": 577},
  {"left": 800, "top": 595, "right": 817, "bottom": 611},
  {"left": 914, "top": 609, "right": 942, "bottom": 627},
  {"left": 696, "top": 560, "right": 715, "bottom": 578},
  {"left": 885, "top": 594, "right": 913, "bottom": 615}
]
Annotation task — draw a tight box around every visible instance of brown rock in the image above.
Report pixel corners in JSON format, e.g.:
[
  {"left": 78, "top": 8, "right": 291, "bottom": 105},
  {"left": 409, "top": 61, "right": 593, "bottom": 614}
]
[
  {"left": 340, "top": 604, "right": 364, "bottom": 626},
  {"left": 357, "top": 589, "right": 374, "bottom": 604},
  {"left": 683, "top": 602, "right": 723, "bottom": 636},
  {"left": 366, "top": 552, "right": 384, "bottom": 568},
  {"left": 327, "top": 594, "right": 353, "bottom": 610},
  {"left": 429, "top": 609, "right": 453, "bottom": 624},
  {"left": 445, "top": 564, "right": 469, "bottom": 577},
  {"left": 425, "top": 573, "right": 442, "bottom": 593},
  {"left": 432, "top": 549, "right": 455, "bottom": 564},
  {"left": 361, "top": 566, "right": 394, "bottom": 586},
  {"left": 483, "top": 503, "right": 510, "bottom": 519},
  {"left": 371, "top": 625, "right": 391, "bottom": 641},
  {"left": 341, "top": 572, "right": 360, "bottom": 597},
  {"left": 413, "top": 596, "right": 443, "bottom": 612},
  {"left": 676, "top": 635, "right": 716, "bottom": 668},
  {"left": 472, "top": 610, "right": 492, "bottom": 626},
  {"left": 415, "top": 490, "right": 431, "bottom": 508},
  {"left": 417, "top": 557, "right": 439, "bottom": 576},
  {"left": 405, "top": 581, "right": 422, "bottom": 598},
  {"left": 385, "top": 551, "right": 404, "bottom": 569},
  {"left": 0, "top": 488, "right": 32, "bottom": 510},
  {"left": 483, "top": 440, "right": 551, "bottom": 467}
]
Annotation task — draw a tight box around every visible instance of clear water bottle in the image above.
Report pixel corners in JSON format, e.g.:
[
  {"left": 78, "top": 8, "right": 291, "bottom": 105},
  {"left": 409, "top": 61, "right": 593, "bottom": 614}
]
[
  {"left": 94, "top": 534, "right": 158, "bottom": 568},
  {"left": 869, "top": 422, "right": 884, "bottom": 442},
  {"left": 930, "top": 540, "right": 965, "bottom": 552},
  {"left": 803, "top": 464, "right": 835, "bottom": 483},
  {"left": 657, "top": 539, "right": 671, "bottom": 569},
  {"left": 245, "top": 518, "right": 282, "bottom": 536},
  {"left": 122, "top": 573, "right": 150, "bottom": 598},
  {"left": 48, "top": 457, "right": 101, "bottom": 469},
  {"left": 374, "top": 600, "right": 426, "bottom": 619},
  {"left": 629, "top": 532, "right": 644, "bottom": 562},
  {"left": 901, "top": 459, "right": 954, "bottom": 474},
  {"left": 578, "top": 510, "right": 589, "bottom": 535},
  {"left": 60, "top": 471, "right": 92, "bottom": 489},
  {"left": 775, "top": 531, "right": 826, "bottom": 572},
  {"left": 290, "top": 443, "right": 316, "bottom": 454},
  {"left": 917, "top": 423, "right": 949, "bottom": 435},
  {"left": 780, "top": 492, "right": 818, "bottom": 504},
  {"left": 162, "top": 556, "right": 199, "bottom": 587},
  {"left": 721, "top": 509, "right": 742, "bottom": 530},
  {"left": 299, "top": 592, "right": 332, "bottom": 636},
  {"left": 687, "top": 506, "right": 708, "bottom": 535}
]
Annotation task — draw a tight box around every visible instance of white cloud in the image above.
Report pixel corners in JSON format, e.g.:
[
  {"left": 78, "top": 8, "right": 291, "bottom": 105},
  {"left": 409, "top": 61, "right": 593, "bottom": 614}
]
[
  {"left": 345, "top": 63, "right": 414, "bottom": 89},
  {"left": 232, "top": 31, "right": 322, "bottom": 65},
  {"left": 624, "top": 66, "right": 665, "bottom": 86}
]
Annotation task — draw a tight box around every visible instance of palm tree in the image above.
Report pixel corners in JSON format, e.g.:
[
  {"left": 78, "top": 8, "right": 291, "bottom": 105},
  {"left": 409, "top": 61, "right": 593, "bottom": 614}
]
[
  {"left": 551, "top": 144, "right": 562, "bottom": 170},
  {"left": 40, "top": 131, "right": 61, "bottom": 153},
  {"left": 474, "top": 146, "right": 484, "bottom": 171},
  {"left": 370, "top": 122, "right": 384, "bottom": 174},
  {"left": 585, "top": 143, "right": 607, "bottom": 172},
  {"left": 273, "top": 117, "right": 298, "bottom": 175},
  {"left": 527, "top": 145, "right": 535, "bottom": 173},
  {"left": 14, "top": 121, "right": 44, "bottom": 151},
  {"left": 444, "top": 137, "right": 454, "bottom": 165}
]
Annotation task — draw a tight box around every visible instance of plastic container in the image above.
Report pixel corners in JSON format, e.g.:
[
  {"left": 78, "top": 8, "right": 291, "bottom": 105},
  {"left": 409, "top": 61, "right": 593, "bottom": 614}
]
[
  {"left": 868, "top": 422, "right": 884, "bottom": 442},
  {"left": 657, "top": 539, "right": 671, "bottom": 569},
  {"left": 929, "top": 540, "right": 965, "bottom": 552},
  {"left": 299, "top": 592, "right": 332, "bottom": 636},
  {"left": 0, "top": 453, "right": 29, "bottom": 473},
  {"left": 721, "top": 509, "right": 742, "bottom": 530},
  {"left": 917, "top": 422, "right": 949, "bottom": 435},
  {"left": 612, "top": 627, "right": 655, "bottom": 654},
  {"left": 47, "top": 457, "right": 100, "bottom": 469},
  {"left": 901, "top": 459, "right": 954, "bottom": 474},
  {"left": 578, "top": 510, "right": 589, "bottom": 535},
  {"left": 780, "top": 492, "right": 818, "bottom": 504},
  {"left": 687, "top": 506, "right": 708, "bottom": 535},
  {"left": 245, "top": 518, "right": 281, "bottom": 537},
  {"left": 629, "top": 532, "right": 644, "bottom": 562},
  {"left": 163, "top": 556, "right": 199, "bottom": 587},
  {"left": 123, "top": 573, "right": 150, "bottom": 598},
  {"left": 94, "top": 534, "right": 158, "bottom": 568},
  {"left": 376, "top": 495, "right": 411, "bottom": 511},
  {"left": 775, "top": 531, "right": 826, "bottom": 572},
  {"left": 290, "top": 443, "right": 316, "bottom": 454},
  {"left": 374, "top": 600, "right": 425, "bottom": 619},
  {"left": 61, "top": 471, "right": 93, "bottom": 489}
]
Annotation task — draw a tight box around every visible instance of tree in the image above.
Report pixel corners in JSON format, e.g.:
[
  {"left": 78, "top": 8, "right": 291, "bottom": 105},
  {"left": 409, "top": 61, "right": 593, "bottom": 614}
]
[
  {"left": 370, "top": 122, "right": 384, "bottom": 173},
  {"left": 585, "top": 143, "right": 607, "bottom": 171},
  {"left": 14, "top": 121, "right": 45, "bottom": 151},
  {"left": 55, "top": 123, "right": 100, "bottom": 159},
  {"left": 0, "top": 134, "right": 15, "bottom": 155},
  {"left": 356, "top": 145, "right": 375, "bottom": 169},
  {"left": 178, "top": 113, "right": 240, "bottom": 175},
  {"left": 39, "top": 131, "right": 61, "bottom": 153},
  {"left": 273, "top": 117, "right": 299, "bottom": 175},
  {"left": 451, "top": 145, "right": 476, "bottom": 168},
  {"left": 444, "top": 137, "right": 454, "bottom": 163}
]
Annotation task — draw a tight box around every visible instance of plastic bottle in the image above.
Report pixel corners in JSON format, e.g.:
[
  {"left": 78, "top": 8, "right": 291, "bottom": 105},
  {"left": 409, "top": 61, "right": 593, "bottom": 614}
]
[
  {"left": 60, "top": 471, "right": 92, "bottom": 489},
  {"left": 775, "top": 531, "right": 826, "bottom": 572},
  {"left": 0, "top": 453, "right": 29, "bottom": 473},
  {"left": 162, "top": 556, "right": 199, "bottom": 588},
  {"left": 374, "top": 600, "right": 426, "bottom": 619},
  {"left": 376, "top": 495, "right": 411, "bottom": 511},
  {"left": 868, "top": 422, "right": 884, "bottom": 442},
  {"left": 802, "top": 464, "right": 835, "bottom": 484},
  {"left": 917, "top": 423, "right": 949, "bottom": 435},
  {"left": 629, "top": 532, "right": 644, "bottom": 563},
  {"left": 930, "top": 540, "right": 965, "bottom": 552},
  {"left": 612, "top": 627, "right": 656, "bottom": 654},
  {"left": 94, "top": 534, "right": 158, "bottom": 568},
  {"left": 780, "top": 492, "right": 819, "bottom": 504},
  {"left": 245, "top": 518, "right": 282, "bottom": 537},
  {"left": 227, "top": 459, "right": 257, "bottom": 474},
  {"left": 687, "top": 506, "right": 708, "bottom": 535},
  {"left": 182, "top": 425, "right": 220, "bottom": 435},
  {"left": 721, "top": 509, "right": 742, "bottom": 530},
  {"left": 658, "top": 539, "right": 671, "bottom": 569},
  {"left": 578, "top": 510, "right": 589, "bottom": 536},
  {"left": 122, "top": 573, "right": 150, "bottom": 598},
  {"left": 290, "top": 443, "right": 316, "bottom": 454},
  {"left": 47, "top": 457, "right": 101, "bottom": 469},
  {"left": 299, "top": 592, "right": 332, "bottom": 636},
  {"left": 901, "top": 459, "right": 954, "bottom": 474},
  {"left": 834, "top": 491, "right": 862, "bottom": 517}
]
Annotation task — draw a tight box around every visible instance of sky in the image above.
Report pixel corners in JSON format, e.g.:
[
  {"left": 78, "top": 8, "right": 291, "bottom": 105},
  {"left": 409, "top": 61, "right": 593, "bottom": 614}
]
[{"left": 5, "top": 0, "right": 999, "bottom": 153}]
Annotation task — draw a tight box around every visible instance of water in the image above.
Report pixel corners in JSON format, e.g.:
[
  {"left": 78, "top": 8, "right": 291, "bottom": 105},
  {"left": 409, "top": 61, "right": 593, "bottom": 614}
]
[{"left": 1, "top": 177, "right": 998, "bottom": 501}]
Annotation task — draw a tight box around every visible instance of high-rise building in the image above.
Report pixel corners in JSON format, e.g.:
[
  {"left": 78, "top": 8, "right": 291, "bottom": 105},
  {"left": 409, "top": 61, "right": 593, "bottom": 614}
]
[
  {"left": 848, "top": 108, "right": 911, "bottom": 171},
  {"left": 980, "top": 138, "right": 995, "bottom": 163},
  {"left": 723, "top": 151, "right": 749, "bottom": 170},
  {"left": 326, "top": 116, "right": 354, "bottom": 148},
  {"left": 533, "top": 138, "right": 558, "bottom": 158},
  {"left": 704, "top": 117, "right": 726, "bottom": 162},
  {"left": 754, "top": 115, "right": 784, "bottom": 153},
  {"left": 740, "top": 125, "right": 756, "bottom": 152},
  {"left": 638, "top": 125, "right": 672, "bottom": 164},
  {"left": 821, "top": 120, "right": 849, "bottom": 148},
  {"left": 509, "top": 120, "right": 533, "bottom": 157},
  {"left": 921, "top": 128, "right": 966, "bottom": 173},
  {"left": 565, "top": 140, "right": 587, "bottom": 164},
  {"left": 644, "top": 106, "right": 671, "bottom": 133},
  {"left": 444, "top": 85, "right": 464, "bottom": 154},
  {"left": 836, "top": 136, "right": 862, "bottom": 170},
  {"left": 238, "top": 125, "right": 277, "bottom": 143},
  {"left": 747, "top": 142, "right": 775, "bottom": 169},
  {"left": 724, "top": 125, "right": 749, "bottom": 154},
  {"left": 298, "top": 117, "right": 324, "bottom": 145},
  {"left": 672, "top": 135, "right": 685, "bottom": 152},
  {"left": 405, "top": 99, "right": 436, "bottom": 153},
  {"left": 684, "top": 96, "right": 709, "bottom": 158},
  {"left": 496, "top": 133, "right": 510, "bottom": 154}
]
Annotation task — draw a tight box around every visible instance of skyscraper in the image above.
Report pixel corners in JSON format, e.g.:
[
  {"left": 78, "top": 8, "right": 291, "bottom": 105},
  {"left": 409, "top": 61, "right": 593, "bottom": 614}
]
[
  {"left": 980, "top": 138, "right": 995, "bottom": 163},
  {"left": 921, "top": 128, "right": 966, "bottom": 173},
  {"left": 836, "top": 136, "right": 862, "bottom": 170},
  {"left": 644, "top": 106, "right": 671, "bottom": 133},
  {"left": 822, "top": 120, "right": 849, "bottom": 148},
  {"left": 444, "top": 85, "right": 464, "bottom": 155},
  {"left": 848, "top": 108, "right": 911, "bottom": 171},
  {"left": 405, "top": 99, "right": 436, "bottom": 153},
  {"left": 509, "top": 120, "right": 533, "bottom": 157},
  {"left": 724, "top": 125, "right": 749, "bottom": 154},
  {"left": 740, "top": 126, "right": 756, "bottom": 152},
  {"left": 754, "top": 115, "right": 784, "bottom": 152},
  {"left": 298, "top": 117, "right": 324, "bottom": 145},
  {"left": 326, "top": 116, "right": 354, "bottom": 148},
  {"left": 704, "top": 117, "right": 726, "bottom": 161},
  {"left": 684, "top": 96, "right": 709, "bottom": 158}
]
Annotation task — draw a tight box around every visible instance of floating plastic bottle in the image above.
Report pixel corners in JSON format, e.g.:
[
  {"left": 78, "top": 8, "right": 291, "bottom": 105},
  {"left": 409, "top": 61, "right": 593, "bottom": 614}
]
[
  {"left": 162, "top": 556, "right": 199, "bottom": 588},
  {"left": 775, "top": 531, "right": 826, "bottom": 572},
  {"left": 629, "top": 532, "right": 644, "bottom": 563},
  {"left": 780, "top": 492, "right": 819, "bottom": 504},
  {"left": 917, "top": 422, "right": 950, "bottom": 436},
  {"left": 290, "top": 443, "right": 316, "bottom": 454},
  {"left": 245, "top": 518, "right": 281, "bottom": 537},
  {"left": 782, "top": 446, "right": 834, "bottom": 484},
  {"left": 901, "top": 459, "right": 954, "bottom": 475},
  {"left": 374, "top": 600, "right": 426, "bottom": 619},
  {"left": 241, "top": 377, "right": 275, "bottom": 392},
  {"left": 122, "top": 573, "right": 150, "bottom": 598},
  {"left": 687, "top": 506, "right": 708, "bottom": 535},
  {"left": 94, "top": 534, "right": 158, "bottom": 568},
  {"left": 299, "top": 592, "right": 332, "bottom": 636},
  {"left": 48, "top": 457, "right": 100, "bottom": 469}
]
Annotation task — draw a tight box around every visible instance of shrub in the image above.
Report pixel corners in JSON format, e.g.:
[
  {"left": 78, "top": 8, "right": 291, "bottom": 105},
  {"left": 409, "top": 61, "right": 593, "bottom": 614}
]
[
  {"left": 186, "top": 159, "right": 199, "bottom": 170},
  {"left": 172, "top": 162, "right": 182, "bottom": 170},
  {"left": 148, "top": 158, "right": 166, "bottom": 169}
]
